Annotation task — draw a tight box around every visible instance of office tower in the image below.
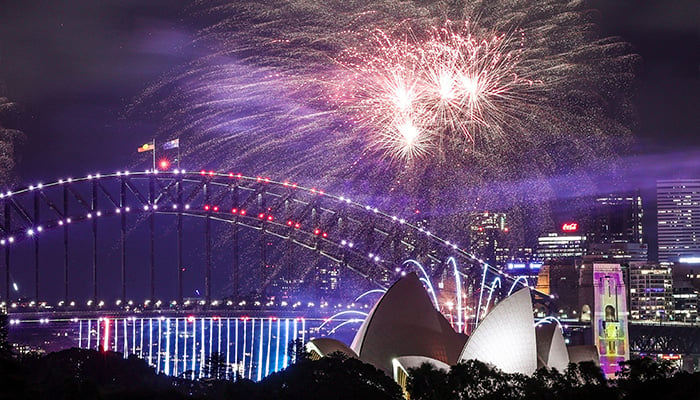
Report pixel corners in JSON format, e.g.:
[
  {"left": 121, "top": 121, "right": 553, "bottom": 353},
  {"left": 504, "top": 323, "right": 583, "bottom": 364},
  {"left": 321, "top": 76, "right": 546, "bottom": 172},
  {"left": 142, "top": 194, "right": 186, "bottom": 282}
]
[
  {"left": 627, "top": 262, "right": 673, "bottom": 320},
  {"left": 589, "top": 192, "right": 644, "bottom": 245},
  {"left": 585, "top": 192, "right": 647, "bottom": 262},
  {"left": 316, "top": 263, "right": 340, "bottom": 297},
  {"left": 536, "top": 232, "right": 587, "bottom": 261},
  {"left": 671, "top": 260, "right": 700, "bottom": 322},
  {"left": 657, "top": 179, "right": 700, "bottom": 263},
  {"left": 468, "top": 212, "right": 509, "bottom": 267}
]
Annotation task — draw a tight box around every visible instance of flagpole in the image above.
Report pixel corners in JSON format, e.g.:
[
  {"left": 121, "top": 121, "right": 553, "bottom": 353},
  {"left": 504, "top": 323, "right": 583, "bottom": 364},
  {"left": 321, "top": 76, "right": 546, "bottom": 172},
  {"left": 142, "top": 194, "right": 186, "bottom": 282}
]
[
  {"left": 152, "top": 139, "right": 156, "bottom": 172},
  {"left": 177, "top": 138, "right": 181, "bottom": 169}
]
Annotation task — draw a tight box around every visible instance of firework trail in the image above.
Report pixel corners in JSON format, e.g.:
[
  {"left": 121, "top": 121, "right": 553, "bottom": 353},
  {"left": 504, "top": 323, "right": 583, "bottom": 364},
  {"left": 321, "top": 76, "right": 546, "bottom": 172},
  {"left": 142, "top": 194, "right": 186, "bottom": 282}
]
[
  {"left": 133, "top": 0, "right": 638, "bottom": 246},
  {"left": 0, "top": 84, "right": 24, "bottom": 188}
]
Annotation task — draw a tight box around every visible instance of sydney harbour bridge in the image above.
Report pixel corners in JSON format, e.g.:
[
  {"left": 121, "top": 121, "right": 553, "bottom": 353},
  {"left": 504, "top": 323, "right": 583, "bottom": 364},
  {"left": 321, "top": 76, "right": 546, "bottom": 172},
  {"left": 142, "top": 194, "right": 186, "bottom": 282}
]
[
  {"left": 2, "top": 168, "right": 698, "bottom": 379},
  {"left": 0, "top": 168, "right": 509, "bottom": 306}
]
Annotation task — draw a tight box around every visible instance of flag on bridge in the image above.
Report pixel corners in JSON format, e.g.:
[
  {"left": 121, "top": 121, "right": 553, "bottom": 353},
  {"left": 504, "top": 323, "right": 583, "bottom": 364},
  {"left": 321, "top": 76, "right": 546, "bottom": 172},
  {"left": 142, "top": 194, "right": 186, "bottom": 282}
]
[
  {"left": 137, "top": 142, "right": 155, "bottom": 152},
  {"left": 162, "top": 138, "right": 180, "bottom": 150}
]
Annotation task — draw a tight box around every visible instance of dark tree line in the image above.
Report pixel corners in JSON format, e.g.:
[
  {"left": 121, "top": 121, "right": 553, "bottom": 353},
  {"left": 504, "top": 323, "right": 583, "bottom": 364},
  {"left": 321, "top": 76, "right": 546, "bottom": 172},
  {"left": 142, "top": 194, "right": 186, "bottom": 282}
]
[
  {"left": 0, "top": 319, "right": 697, "bottom": 400},
  {"left": 0, "top": 348, "right": 401, "bottom": 400},
  {"left": 407, "top": 358, "right": 700, "bottom": 400}
]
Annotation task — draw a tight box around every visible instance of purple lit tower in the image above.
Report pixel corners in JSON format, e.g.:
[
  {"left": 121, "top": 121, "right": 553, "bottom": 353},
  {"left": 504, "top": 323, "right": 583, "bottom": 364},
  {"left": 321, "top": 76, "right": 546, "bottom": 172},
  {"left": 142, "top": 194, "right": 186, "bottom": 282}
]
[{"left": 591, "top": 263, "right": 630, "bottom": 377}]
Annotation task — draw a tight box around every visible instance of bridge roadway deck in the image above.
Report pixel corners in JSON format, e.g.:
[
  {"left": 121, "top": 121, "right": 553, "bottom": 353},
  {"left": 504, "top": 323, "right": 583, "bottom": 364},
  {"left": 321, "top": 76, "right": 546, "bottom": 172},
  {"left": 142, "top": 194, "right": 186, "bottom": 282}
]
[{"left": 4, "top": 306, "right": 362, "bottom": 322}]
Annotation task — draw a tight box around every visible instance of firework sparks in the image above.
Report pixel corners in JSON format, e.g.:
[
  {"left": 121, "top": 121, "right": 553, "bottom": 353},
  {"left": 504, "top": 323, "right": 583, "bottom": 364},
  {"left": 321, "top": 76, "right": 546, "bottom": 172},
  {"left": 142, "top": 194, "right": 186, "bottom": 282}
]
[
  {"left": 133, "top": 0, "right": 638, "bottom": 249},
  {"left": 332, "top": 22, "right": 540, "bottom": 161},
  {"left": 0, "top": 90, "right": 24, "bottom": 187}
]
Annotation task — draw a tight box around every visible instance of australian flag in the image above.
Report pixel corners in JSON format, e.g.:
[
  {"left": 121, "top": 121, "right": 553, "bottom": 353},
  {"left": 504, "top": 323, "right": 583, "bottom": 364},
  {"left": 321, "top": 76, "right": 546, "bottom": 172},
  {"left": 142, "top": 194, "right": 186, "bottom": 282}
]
[{"left": 162, "top": 138, "right": 180, "bottom": 150}]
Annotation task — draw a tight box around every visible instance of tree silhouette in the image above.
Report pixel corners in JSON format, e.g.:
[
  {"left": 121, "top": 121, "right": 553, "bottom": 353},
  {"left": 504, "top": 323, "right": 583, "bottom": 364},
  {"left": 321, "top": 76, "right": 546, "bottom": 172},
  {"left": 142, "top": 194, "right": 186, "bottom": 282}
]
[
  {"left": 0, "top": 343, "right": 697, "bottom": 400},
  {"left": 408, "top": 359, "right": 524, "bottom": 400},
  {"left": 616, "top": 357, "right": 675, "bottom": 382},
  {"left": 408, "top": 360, "right": 623, "bottom": 400},
  {"left": 258, "top": 353, "right": 403, "bottom": 400},
  {"left": 0, "top": 312, "right": 13, "bottom": 360},
  {"left": 407, "top": 362, "right": 453, "bottom": 400},
  {"left": 203, "top": 352, "right": 230, "bottom": 381},
  {"left": 615, "top": 357, "right": 698, "bottom": 400},
  {"left": 287, "top": 338, "right": 308, "bottom": 365}
]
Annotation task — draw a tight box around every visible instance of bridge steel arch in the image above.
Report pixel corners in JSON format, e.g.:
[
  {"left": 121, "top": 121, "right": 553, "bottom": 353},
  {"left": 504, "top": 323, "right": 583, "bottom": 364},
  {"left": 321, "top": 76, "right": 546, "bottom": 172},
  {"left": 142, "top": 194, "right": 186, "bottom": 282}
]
[
  {"left": 0, "top": 169, "right": 522, "bottom": 305},
  {"left": 629, "top": 322, "right": 700, "bottom": 356}
]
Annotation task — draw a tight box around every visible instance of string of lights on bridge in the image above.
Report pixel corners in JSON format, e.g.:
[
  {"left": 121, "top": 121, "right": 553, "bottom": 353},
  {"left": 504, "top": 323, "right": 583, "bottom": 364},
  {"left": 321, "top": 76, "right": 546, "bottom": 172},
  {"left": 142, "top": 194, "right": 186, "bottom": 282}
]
[
  {"left": 1, "top": 169, "right": 480, "bottom": 261},
  {"left": 0, "top": 168, "right": 545, "bottom": 311}
]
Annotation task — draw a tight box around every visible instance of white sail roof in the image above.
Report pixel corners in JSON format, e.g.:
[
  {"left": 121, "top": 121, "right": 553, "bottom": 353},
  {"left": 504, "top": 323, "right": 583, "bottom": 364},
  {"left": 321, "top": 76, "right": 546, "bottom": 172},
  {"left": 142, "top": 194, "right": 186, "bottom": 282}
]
[
  {"left": 351, "top": 273, "right": 467, "bottom": 374},
  {"left": 459, "top": 287, "right": 537, "bottom": 375}
]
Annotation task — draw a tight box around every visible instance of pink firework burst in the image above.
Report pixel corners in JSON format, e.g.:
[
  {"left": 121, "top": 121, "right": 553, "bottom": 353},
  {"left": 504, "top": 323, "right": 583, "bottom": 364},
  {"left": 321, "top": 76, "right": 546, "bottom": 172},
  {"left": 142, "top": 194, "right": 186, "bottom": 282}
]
[{"left": 334, "top": 21, "right": 540, "bottom": 162}]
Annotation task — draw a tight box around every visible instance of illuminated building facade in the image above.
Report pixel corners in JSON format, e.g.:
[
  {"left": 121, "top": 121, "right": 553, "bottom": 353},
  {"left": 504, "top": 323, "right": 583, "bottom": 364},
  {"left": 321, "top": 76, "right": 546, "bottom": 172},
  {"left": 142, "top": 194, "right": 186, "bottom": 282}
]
[
  {"left": 506, "top": 261, "right": 543, "bottom": 287},
  {"left": 587, "top": 242, "right": 648, "bottom": 263},
  {"left": 589, "top": 263, "right": 629, "bottom": 378},
  {"left": 628, "top": 262, "right": 673, "bottom": 320},
  {"left": 535, "top": 262, "right": 580, "bottom": 318},
  {"left": 535, "top": 231, "right": 587, "bottom": 261},
  {"left": 316, "top": 263, "right": 340, "bottom": 296},
  {"left": 657, "top": 179, "right": 700, "bottom": 263},
  {"left": 349, "top": 273, "right": 467, "bottom": 375},
  {"left": 468, "top": 212, "right": 509, "bottom": 267},
  {"left": 309, "top": 273, "right": 596, "bottom": 392},
  {"left": 673, "top": 284, "right": 699, "bottom": 322},
  {"left": 671, "top": 260, "right": 700, "bottom": 322},
  {"left": 535, "top": 323, "right": 570, "bottom": 371},
  {"left": 459, "top": 287, "right": 538, "bottom": 374}
]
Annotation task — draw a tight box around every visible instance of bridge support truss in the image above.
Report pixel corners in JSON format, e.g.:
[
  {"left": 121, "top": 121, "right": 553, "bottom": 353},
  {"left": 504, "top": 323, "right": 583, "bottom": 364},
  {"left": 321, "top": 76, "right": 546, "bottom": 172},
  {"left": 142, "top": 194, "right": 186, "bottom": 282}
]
[{"left": 0, "top": 170, "right": 515, "bottom": 307}]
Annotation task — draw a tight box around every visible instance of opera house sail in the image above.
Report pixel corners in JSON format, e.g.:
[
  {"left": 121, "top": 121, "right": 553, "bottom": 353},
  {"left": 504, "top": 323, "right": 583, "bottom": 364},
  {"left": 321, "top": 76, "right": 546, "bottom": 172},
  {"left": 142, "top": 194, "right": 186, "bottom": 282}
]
[
  {"left": 459, "top": 288, "right": 538, "bottom": 375},
  {"left": 309, "top": 272, "right": 600, "bottom": 389},
  {"left": 350, "top": 273, "right": 467, "bottom": 375}
]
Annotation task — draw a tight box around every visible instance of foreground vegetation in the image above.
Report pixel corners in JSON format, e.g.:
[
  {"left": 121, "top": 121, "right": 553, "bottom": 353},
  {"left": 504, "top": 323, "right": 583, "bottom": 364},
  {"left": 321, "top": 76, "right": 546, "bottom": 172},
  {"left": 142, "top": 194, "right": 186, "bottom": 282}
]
[
  {"left": 1, "top": 347, "right": 698, "bottom": 400},
  {"left": 0, "top": 348, "right": 403, "bottom": 400},
  {"left": 407, "top": 357, "right": 699, "bottom": 400},
  {"left": 0, "top": 317, "right": 697, "bottom": 400}
]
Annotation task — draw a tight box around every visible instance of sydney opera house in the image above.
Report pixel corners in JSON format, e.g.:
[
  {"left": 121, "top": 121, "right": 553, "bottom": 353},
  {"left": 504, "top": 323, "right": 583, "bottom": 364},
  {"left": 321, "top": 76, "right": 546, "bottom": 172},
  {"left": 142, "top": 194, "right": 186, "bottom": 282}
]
[{"left": 307, "top": 273, "right": 598, "bottom": 391}]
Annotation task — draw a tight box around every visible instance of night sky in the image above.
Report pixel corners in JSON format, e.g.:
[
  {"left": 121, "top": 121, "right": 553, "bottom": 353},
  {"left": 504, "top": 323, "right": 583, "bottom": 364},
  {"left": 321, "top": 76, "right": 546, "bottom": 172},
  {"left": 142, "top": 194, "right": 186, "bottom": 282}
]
[
  {"left": 0, "top": 0, "right": 700, "bottom": 181},
  {"left": 591, "top": 0, "right": 698, "bottom": 151},
  {"left": 0, "top": 1, "right": 697, "bottom": 300},
  {"left": 0, "top": 0, "right": 697, "bottom": 184},
  {"left": 0, "top": 0, "right": 192, "bottom": 182}
]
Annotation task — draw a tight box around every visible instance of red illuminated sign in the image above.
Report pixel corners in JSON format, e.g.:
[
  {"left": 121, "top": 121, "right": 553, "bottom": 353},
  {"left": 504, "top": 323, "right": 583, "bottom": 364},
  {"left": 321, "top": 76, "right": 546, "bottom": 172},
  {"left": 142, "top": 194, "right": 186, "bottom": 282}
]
[{"left": 562, "top": 222, "right": 578, "bottom": 232}]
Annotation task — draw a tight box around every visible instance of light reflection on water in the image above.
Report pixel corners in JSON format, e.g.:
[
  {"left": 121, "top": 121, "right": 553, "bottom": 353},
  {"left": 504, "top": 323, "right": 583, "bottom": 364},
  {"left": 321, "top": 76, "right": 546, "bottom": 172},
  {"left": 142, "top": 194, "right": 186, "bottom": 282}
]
[{"left": 75, "top": 315, "right": 316, "bottom": 380}]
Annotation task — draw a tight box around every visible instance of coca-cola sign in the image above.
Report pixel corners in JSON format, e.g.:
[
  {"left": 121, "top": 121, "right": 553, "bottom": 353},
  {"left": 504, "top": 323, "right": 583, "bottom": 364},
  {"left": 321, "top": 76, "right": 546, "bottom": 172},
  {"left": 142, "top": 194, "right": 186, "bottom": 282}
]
[{"left": 562, "top": 222, "right": 578, "bottom": 232}]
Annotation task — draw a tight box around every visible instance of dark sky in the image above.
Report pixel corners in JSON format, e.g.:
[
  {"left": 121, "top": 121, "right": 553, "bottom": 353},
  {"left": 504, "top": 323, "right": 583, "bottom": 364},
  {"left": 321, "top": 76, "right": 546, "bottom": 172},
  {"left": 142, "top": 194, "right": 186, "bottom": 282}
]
[
  {"left": 0, "top": 0, "right": 697, "bottom": 183},
  {"left": 0, "top": 0, "right": 696, "bottom": 300},
  {"left": 0, "top": 0, "right": 697, "bottom": 251},
  {"left": 0, "top": 0, "right": 193, "bottom": 182},
  {"left": 591, "top": 0, "right": 698, "bottom": 152}
]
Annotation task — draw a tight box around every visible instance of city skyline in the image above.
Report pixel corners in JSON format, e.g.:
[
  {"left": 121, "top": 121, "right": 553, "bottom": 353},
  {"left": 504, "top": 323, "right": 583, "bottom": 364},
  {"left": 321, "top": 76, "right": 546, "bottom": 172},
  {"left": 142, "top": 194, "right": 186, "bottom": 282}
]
[
  {"left": 0, "top": 1, "right": 697, "bottom": 304},
  {"left": 1, "top": 1, "right": 699, "bottom": 388}
]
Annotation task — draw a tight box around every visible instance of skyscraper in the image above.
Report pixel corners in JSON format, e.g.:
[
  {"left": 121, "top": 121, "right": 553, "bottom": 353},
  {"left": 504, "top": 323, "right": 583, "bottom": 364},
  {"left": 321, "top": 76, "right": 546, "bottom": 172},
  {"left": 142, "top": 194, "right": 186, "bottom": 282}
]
[
  {"left": 316, "top": 262, "right": 340, "bottom": 297},
  {"left": 657, "top": 180, "right": 700, "bottom": 263},
  {"left": 589, "top": 192, "right": 643, "bottom": 245},
  {"left": 467, "top": 212, "right": 509, "bottom": 267},
  {"left": 627, "top": 262, "right": 673, "bottom": 321},
  {"left": 584, "top": 192, "right": 647, "bottom": 262}
]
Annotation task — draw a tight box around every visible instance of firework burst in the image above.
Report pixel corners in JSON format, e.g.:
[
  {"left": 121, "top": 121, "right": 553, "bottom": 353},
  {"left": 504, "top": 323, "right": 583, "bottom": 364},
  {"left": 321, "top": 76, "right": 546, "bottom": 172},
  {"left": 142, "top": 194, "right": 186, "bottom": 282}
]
[
  {"left": 333, "top": 22, "right": 540, "bottom": 162},
  {"left": 132, "top": 0, "right": 638, "bottom": 245}
]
